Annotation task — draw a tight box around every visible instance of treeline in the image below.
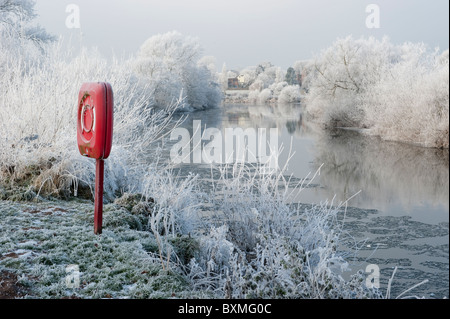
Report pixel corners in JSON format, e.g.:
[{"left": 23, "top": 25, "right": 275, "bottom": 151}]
[
  {"left": 304, "top": 36, "right": 449, "bottom": 149},
  {"left": 223, "top": 36, "right": 449, "bottom": 149}
]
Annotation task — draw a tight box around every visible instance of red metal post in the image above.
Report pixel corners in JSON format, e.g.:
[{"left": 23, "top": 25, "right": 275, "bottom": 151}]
[{"left": 94, "top": 159, "right": 104, "bottom": 235}]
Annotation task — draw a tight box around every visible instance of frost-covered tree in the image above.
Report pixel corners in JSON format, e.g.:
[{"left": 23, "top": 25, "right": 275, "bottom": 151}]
[
  {"left": 0, "top": 0, "right": 55, "bottom": 47},
  {"left": 304, "top": 36, "right": 449, "bottom": 148},
  {"left": 285, "top": 67, "right": 298, "bottom": 85},
  {"left": 198, "top": 56, "right": 217, "bottom": 77},
  {"left": 0, "top": 0, "right": 34, "bottom": 19},
  {"left": 275, "top": 67, "right": 285, "bottom": 84},
  {"left": 238, "top": 66, "right": 257, "bottom": 88},
  {"left": 240, "top": 62, "right": 282, "bottom": 91},
  {"left": 293, "top": 60, "right": 308, "bottom": 77},
  {"left": 304, "top": 36, "right": 403, "bottom": 127},
  {"left": 134, "top": 31, "right": 222, "bottom": 111},
  {"left": 363, "top": 45, "right": 449, "bottom": 148},
  {"left": 278, "top": 85, "right": 301, "bottom": 104}
]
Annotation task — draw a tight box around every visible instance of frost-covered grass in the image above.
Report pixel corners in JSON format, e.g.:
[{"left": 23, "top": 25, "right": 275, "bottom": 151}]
[
  {"left": 0, "top": 199, "right": 197, "bottom": 299},
  {"left": 303, "top": 36, "right": 449, "bottom": 149}
]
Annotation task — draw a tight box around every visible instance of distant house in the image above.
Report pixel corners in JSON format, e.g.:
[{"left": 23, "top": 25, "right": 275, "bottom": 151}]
[{"left": 228, "top": 78, "right": 239, "bottom": 89}]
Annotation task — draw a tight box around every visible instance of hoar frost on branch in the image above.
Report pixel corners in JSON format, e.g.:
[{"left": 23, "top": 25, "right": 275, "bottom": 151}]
[{"left": 0, "top": 0, "right": 55, "bottom": 49}]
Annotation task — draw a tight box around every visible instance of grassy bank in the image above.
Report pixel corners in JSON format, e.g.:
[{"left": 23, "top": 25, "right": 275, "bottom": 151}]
[
  {"left": 0, "top": 197, "right": 203, "bottom": 299},
  {"left": 0, "top": 162, "right": 388, "bottom": 299}
]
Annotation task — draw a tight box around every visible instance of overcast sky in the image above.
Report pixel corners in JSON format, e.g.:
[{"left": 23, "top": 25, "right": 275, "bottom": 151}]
[{"left": 35, "top": 0, "right": 449, "bottom": 70}]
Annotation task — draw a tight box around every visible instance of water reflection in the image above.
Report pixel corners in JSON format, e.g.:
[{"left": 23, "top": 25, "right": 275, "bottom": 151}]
[
  {"left": 311, "top": 129, "right": 449, "bottom": 217},
  {"left": 219, "top": 103, "right": 449, "bottom": 222},
  {"left": 222, "top": 103, "right": 315, "bottom": 137}
]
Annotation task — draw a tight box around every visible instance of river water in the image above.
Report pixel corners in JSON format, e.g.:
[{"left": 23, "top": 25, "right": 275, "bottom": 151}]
[{"left": 158, "top": 103, "right": 449, "bottom": 298}]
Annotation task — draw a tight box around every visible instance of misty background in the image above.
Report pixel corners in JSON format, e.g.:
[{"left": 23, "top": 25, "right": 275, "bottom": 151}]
[{"left": 35, "top": 0, "right": 449, "bottom": 70}]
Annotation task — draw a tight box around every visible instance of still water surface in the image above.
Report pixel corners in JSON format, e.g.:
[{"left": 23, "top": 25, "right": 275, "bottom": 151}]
[{"left": 160, "top": 103, "right": 449, "bottom": 298}]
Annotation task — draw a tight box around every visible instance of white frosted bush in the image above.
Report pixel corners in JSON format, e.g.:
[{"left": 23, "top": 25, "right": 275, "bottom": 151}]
[
  {"left": 364, "top": 48, "right": 449, "bottom": 148},
  {"left": 249, "top": 79, "right": 264, "bottom": 92},
  {"left": 270, "top": 81, "right": 288, "bottom": 95},
  {"left": 246, "top": 81, "right": 301, "bottom": 105},
  {"left": 0, "top": 0, "right": 55, "bottom": 49},
  {"left": 258, "top": 88, "right": 272, "bottom": 104},
  {"left": 184, "top": 163, "right": 381, "bottom": 299},
  {"left": 304, "top": 36, "right": 393, "bottom": 127},
  {"left": 240, "top": 62, "right": 279, "bottom": 89},
  {"left": 304, "top": 36, "right": 449, "bottom": 148},
  {"left": 278, "top": 85, "right": 301, "bottom": 104},
  {"left": 247, "top": 90, "right": 260, "bottom": 104},
  {"left": 134, "top": 31, "right": 222, "bottom": 111}
]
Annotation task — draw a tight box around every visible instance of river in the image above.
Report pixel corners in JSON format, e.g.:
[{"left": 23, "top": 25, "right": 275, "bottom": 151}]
[{"left": 157, "top": 103, "right": 449, "bottom": 298}]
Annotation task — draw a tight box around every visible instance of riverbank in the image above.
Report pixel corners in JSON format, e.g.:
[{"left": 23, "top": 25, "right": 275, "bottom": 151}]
[
  {"left": 223, "top": 88, "right": 306, "bottom": 105},
  {"left": 159, "top": 103, "right": 449, "bottom": 299},
  {"left": 0, "top": 162, "right": 387, "bottom": 300},
  {"left": 1, "top": 192, "right": 447, "bottom": 299}
]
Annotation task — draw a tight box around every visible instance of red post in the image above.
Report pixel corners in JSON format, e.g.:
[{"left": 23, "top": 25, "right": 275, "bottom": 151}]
[
  {"left": 77, "top": 83, "right": 113, "bottom": 235},
  {"left": 94, "top": 159, "right": 104, "bottom": 235}
]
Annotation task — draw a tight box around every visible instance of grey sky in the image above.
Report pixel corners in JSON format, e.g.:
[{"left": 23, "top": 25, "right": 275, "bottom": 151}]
[{"left": 35, "top": 0, "right": 449, "bottom": 70}]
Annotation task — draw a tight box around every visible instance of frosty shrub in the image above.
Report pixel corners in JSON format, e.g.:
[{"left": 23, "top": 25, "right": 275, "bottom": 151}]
[
  {"left": 185, "top": 163, "right": 382, "bottom": 299},
  {"left": 304, "top": 36, "right": 393, "bottom": 127},
  {"left": 364, "top": 48, "right": 449, "bottom": 148},
  {"left": 141, "top": 170, "right": 203, "bottom": 270},
  {"left": 134, "top": 31, "right": 222, "bottom": 111},
  {"left": 304, "top": 36, "right": 449, "bottom": 148},
  {"left": 258, "top": 88, "right": 273, "bottom": 104},
  {"left": 247, "top": 90, "right": 260, "bottom": 104},
  {"left": 278, "top": 85, "right": 302, "bottom": 104},
  {"left": 239, "top": 62, "right": 284, "bottom": 90},
  {"left": 247, "top": 82, "right": 301, "bottom": 105},
  {"left": 224, "top": 61, "right": 303, "bottom": 105}
]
